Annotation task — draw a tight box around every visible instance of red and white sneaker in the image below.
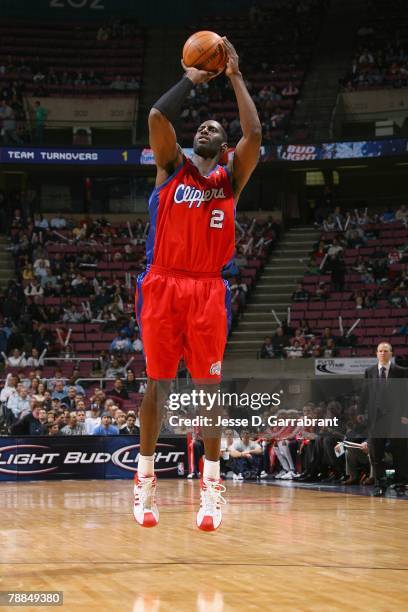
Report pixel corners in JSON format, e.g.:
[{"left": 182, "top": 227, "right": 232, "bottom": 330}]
[
  {"left": 133, "top": 473, "right": 159, "bottom": 528},
  {"left": 196, "top": 478, "right": 226, "bottom": 532}
]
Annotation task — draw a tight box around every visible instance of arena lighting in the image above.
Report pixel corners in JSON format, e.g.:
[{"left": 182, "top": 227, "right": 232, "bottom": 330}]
[
  {"left": 335, "top": 165, "right": 369, "bottom": 169},
  {"left": 289, "top": 167, "right": 321, "bottom": 171}
]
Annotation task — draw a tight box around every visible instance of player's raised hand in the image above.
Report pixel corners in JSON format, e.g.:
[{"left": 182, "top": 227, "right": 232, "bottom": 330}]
[
  {"left": 223, "top": 37, "right": 241, "bottom": 78},
  {"left": 181, "top": 59, "right": 221, "bottom": 85}
]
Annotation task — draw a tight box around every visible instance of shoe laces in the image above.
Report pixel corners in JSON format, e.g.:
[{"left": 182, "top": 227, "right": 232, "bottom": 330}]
[
  {"left": 201, "top": 479, "right": 226, "bottom": 513},
  {"left": 135, "top": 476, "right": 156, "bottom": 509}
]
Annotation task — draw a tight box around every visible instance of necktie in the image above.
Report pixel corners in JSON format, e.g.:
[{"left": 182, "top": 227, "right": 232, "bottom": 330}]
[{"left": 380, "top": 366, "right": 386, "bottom": 380}]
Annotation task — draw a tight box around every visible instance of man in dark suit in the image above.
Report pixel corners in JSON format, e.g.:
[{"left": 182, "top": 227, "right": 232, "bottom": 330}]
[
  {"left": 120, "top": 413, "right": 140, "bottom": 436},
  {"left": 364, "top": 342, "right": 408, "bottom": 497}
]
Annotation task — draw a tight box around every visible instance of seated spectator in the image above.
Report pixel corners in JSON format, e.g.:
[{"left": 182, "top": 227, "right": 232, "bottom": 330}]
[
  {"left": 124, "top": 369, "right": 139, "bottom": 392},
  {"left": 92, "top": 412, "right": 119, "bottom": 435},
  {"left": 291, "top": 328, "right": 306, "bottom": 346},
  {"left": 381, "top": 207, "right": 395, "bottom": 223},
  {"left": 272, "top": 326, "right": 290, "bottom": 358},
  {"left": 281, "top": 82, "right": 299, "bottom": 97},
  {"left": 60, "top": 386, "right": 77, "bottom": 411},
  {"left": 292, "top": 283, "right": 309, "bottom": 302},
  {"left": 219, "top": 429, "right": 237, "bottom": 478},
  {"left": 26, "top": 348, "right": 45, "bottom": 367},
  {"left": 321, "top": 338, "right": 338, "bottom": 358},
  {"left": 285, "top": 340, "right": 304, "bottom": 358},
  {"left": 320, "top": 327, "right": 335, "bottom": 347},
  {"left": 105, "top": 356, "right": 125, "bottom": 378},
  {"left": 51, "top": 380, "right": 66, "bottom": 401},
  {"left": 355, "top": 295, "right": 365, "bottom": 309},
  {"left": 10, "top": 403, "right": 48, "bottom": 435},
  {"left": 260, "top": 336, "right": 274, "bottom": 359},
  {"left": 114, "top": 409, "right": 128, "bottom": 433},
  {"left": 60, "top": 413, "right": 86, "bottom": 435},
  {"left": 76, "top": 408, "right": 87, "bottom": 428},
  {"left": 120, "top": 412, "right": 140, "bottom": 435},
  {"left": 31, "top": 381, "right": 47, "bottom": 403},
  {"left": 22, "top": 263, "right": 34, "bottom": 281},
  {"left": 325, "top": 254, "right": 346, "bottom": 291},
  {"left": 48, "top": 422, "right": 61, "bottom": 436},
  {"left": 6, "top": 348, "right": 27, "bottom": 367},
  {"left": 132, "top": 334, "right": 143, "bottom": 352},
  {"left": 110, "top": 75, "right": 126, "bottom": 90},
  {"left": 85, "top": 405, "right": 101, "bottom": 434},
  {"left": 62, "top": 302, "right": 86, "bottom": 323},
  {"left": 24, "top": 281, "right": 44, "bottom": 297},
  {"left": 65, "top": 368, "right": 86, "bottom": 396},
  {"left": 395, "top": 204, "right": 408, "bottom": 223},
  {"left": 110, "top": 330, "right": 133, "bottom": 353},
  {"left": 313, "top": 282, "right": 330, "bottom": 301},
  {"left": 231, "top": 431, "right": 263, "bottom": 480},
  {"left": 299, "top": 319, "right": 312, "bottom": 336},
  {"left": 7, "top": 386, "right": 30, "bottom": 421},
  {"left": 305, "top": 255, "right": 321, "bottom": 275},
  {"left": 108, "top": 378, "right": 129, "bottom": 400},
  {"left": 327, "top": 237, "right": 343, "bottom": 257},
  {"left": 50, "top": 214, "right": 67, "bottom": 229}
]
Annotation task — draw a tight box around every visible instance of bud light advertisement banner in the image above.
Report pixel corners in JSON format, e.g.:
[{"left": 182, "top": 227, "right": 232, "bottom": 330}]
[
  {"left": 0, "top": 437, "right": 188, "bottom": 481},
  {"left": 275, "top": 139, "right": 408, "bottom": 161}
]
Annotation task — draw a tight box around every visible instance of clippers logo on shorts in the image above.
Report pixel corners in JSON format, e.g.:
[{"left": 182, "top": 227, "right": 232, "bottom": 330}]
[
  {"left": 174, "top": 184, "right": 226, "bottom": 208},
  {"left": 210, "top": 361, "right": 221, "bottom": 376}
]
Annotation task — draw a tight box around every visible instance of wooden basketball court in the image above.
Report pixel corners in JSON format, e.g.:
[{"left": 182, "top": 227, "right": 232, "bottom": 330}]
[{"left": 0, "top": 480, "right": 407, "bottom": 611}]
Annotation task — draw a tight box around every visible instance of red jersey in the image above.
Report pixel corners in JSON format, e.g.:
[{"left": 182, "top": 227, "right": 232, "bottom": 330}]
[{"left": 146, "top": 157, "right": 235, "bottom": 274}]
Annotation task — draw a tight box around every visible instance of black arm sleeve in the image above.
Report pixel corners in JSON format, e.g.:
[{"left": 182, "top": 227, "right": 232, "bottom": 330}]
[{"left": 152, "top": 76, "right": 194, "bottom": 123}]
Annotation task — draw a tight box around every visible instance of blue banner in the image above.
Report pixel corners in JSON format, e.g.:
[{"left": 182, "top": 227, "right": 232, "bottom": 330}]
[
  {"left": 0, "top": 147, "right": 141, "bottom": 166},
  {"left": 2, "top": 139, "right": 406, "bottom": 167},
  {"left": 0, "top": 436, "right": 187, "bottom": 481},
  {"left": 275, "top": 139, "right": 408, "bottom": 161}
]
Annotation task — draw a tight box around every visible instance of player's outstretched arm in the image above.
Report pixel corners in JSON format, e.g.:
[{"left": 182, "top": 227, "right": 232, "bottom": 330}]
[
  {"left": 149, "top": 65, "right": 221, "bottom": 186},
  {"left": 224, "top": 38, "right": 262, "bottom": 200}
]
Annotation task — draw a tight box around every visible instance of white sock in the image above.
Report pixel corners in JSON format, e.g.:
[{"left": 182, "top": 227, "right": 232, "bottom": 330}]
[
  {"left": 203, "top": 458, "right": 220, "bottom": 481},
  {"left": 138, "top": 454, "right": 155, "bottom": 478}
]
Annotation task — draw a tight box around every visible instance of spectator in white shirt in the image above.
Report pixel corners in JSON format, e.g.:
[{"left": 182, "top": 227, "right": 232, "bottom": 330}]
[
  {"left": 132, "top": 335, "right": 143, "bottom": 352},
  {"left": 231, "top": 431, "right": 263, "bottom": 480},
  {"left": 26, "top": 347, "right": 45, "bottom": 367},
  {"left": 85, "top": 405, "right": 102, "bottom": 434},
  {"left": 0, "top": 374, "right": 18, "bottom": 403},
  {"left": 24, "top": 282, "right": 44, "bottom": 297},
  {"left": 7, "top": 387, "right": 31, "bottom": 420},
  {"left": 7, "top": 348, "right": 27, "bottom": 367},
  {"left": 50, "top": 215, "right": 67, "bottom": 229}
]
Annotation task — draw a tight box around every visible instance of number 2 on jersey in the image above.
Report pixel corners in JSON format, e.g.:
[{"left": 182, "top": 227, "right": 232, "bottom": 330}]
[{"left": 210, "top": 209, "right": 224, "bottom": 229}]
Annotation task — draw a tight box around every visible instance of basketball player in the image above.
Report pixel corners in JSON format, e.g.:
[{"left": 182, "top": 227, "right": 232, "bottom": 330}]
[{"left": 134, "top": 38, "right": 261, "bottom": 530}]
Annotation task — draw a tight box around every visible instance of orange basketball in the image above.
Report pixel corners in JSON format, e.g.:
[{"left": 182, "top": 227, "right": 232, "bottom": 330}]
[{"left": 182, "top": 31, "right": 226, "bottom": 73}]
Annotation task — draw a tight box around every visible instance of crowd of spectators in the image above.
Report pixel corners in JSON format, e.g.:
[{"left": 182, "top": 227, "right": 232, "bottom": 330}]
[
  {"left": 0, "top": 18, "right": 142, "bottom": 144},
  {"left": 260, "top": 203, "right": 408, "bottom": 359},
  {"left": 0, "top": 19, "right": 142, "bottom": 97},
  {"left": 0, "top": 82, "right": 26, "bottom": 144},
  {"left": 182, "top": 0, "right": 328, "bottom": 144},
  {"left": 0, "top": 196, "right": 280, "bottom": 443},
  {"left": 1, "top": 203, "right": 278, "bottom": 366},
  {"left": 341, "top": 0, "right": 408, "bottom": 91},
  {"left": 0, "top": 368, "right": 142, "bottom": 436},
  {"left": 188, "top": 394, "right": 397, "bottom": 490}
]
